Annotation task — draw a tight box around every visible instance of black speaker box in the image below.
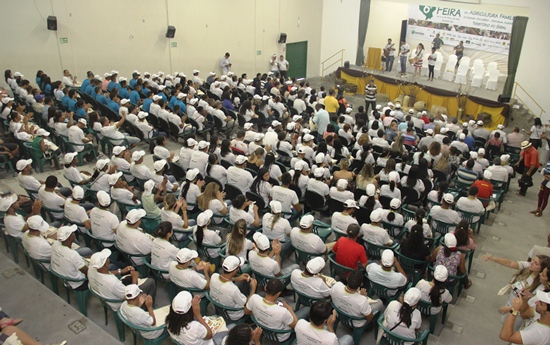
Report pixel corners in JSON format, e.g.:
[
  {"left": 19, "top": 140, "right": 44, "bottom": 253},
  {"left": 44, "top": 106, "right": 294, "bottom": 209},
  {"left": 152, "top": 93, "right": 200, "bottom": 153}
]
[
  {"left": 498, "top": 94, "right": 511, "bottom": 103},
  {"left": 344, "top": 61, "right": 350, "bottom": 69},
  {"left": 278, "top": 33, "right": 287, "bottom": 43},
  {"left": 47, "top": 16, "right": 57, "bottom": 31},
  {"left": 166, "top": 26, "right": 176, "bottom": 38},
  {"left": 400, "top": 20, "right": 407, "bottom": 43}
]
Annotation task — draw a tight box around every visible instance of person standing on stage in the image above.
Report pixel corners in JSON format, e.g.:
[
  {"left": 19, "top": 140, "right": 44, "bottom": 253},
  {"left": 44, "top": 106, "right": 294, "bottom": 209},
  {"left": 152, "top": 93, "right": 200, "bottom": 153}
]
[
  {"left": 454, "top": 41, "right": 464, "bottom": 67},
  {"left": 364, "top": 80, "right": 377, "bottom": 114},
  {"left": 432, "top": 33, "right": 444, "bottom": 50},
  {"left": 399, "top": 40, "right": 410, "bottom": 74},
  {"left": 427, "top": 48, "right": 437, "bottom": 81},
  {"left": 384, "top": 38, "right": 396, "bottom": 72},
  {"left": 220, "top": 52, "right": 232, "bottom": 74},
  {"left": 413, "top": 43, "right": 424, "bottom": 77}
]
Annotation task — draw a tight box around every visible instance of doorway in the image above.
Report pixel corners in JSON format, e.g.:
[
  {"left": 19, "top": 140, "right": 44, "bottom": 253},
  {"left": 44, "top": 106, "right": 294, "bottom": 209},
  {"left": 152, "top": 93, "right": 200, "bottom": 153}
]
[{"left": 286, "top": 41, "right": 308, "bottom": 79}]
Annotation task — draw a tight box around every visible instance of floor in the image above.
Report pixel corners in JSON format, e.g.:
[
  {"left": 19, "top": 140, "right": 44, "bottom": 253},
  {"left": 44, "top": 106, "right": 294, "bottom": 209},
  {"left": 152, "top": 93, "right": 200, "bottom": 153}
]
[{"left": 0, "top": 89, "right": 547, "bottom": 345}]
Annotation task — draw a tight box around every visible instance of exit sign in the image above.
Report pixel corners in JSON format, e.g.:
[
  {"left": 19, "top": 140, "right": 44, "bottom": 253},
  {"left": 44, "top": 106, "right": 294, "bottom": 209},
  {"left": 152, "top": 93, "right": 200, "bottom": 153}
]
[
  {"left": 59, "top": 37, "right": 68, "bottom": 44},
  {"left": 171, "top": 42, "right": 177, "bottom": 48}
]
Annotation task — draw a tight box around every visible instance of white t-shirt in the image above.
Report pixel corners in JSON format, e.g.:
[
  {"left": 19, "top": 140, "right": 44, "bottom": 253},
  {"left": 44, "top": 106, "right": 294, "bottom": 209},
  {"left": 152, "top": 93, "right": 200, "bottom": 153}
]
[
  {"left": 361, "top": 224, "right": 391, "bottom": 246},
  {"left": 429, "top": 206, "right": 461, "bottom": 230},
  {"left": 229, "top": 207, "right": 255, "bottom": 227},
  {"left": 88, "top": 267, "right": 125, "bottom": 310},
  {"left": 380, "top": 185, "right": 401, "bottom": 200},
  {"left": 161, "top": 209, "right": 186, "bottom": 231},
  {"left": 119, "top": 302, "right": 163, "bottom": 340},
  {"left": 130, "top": 163, "right": 154, "bottom": 180},
  {"left": 330, "top": 282, "right": 372, "bottom": 327},
  {"left": 519, "top": 320, "right": 550, "bottom": 345},
  {"left": 291, "top": 269, "right": 331, "bottom": 299},
  {"left": 366, "top": 263, "right": 407, "bottom": 291},
  {"left": 306, "top": 179, "right": 330, "bottom": 201},
  {"left": 168, "top": 320, "right": 213, "bottom": 345},
  {"left": 4, "top": 213, "right": 26, "bottom": 238},
  {"left": 208, "top": 165, "right": 227, "bottom": 187},
  {"left": 270, "top": 186, "right": 299, "bottom": 213},
  {"left": 115, "top": 221, "right": 153, "bottom": 265},
  {"left": 262, "top": 214, "right": 292, "bottom": 242},
  {"left": 295, "top": 319, "right": 339, "bottom": 345},
  {"left": 64, "top": 166, "right": 88, "bottom": 183},
  {"left": 456, "top": 197, "right": 484, "bottom": 222},
  {"left": 50, "top": 241, "right": 87, "bottom": 289},
  {"left": 68, "top": 126, "right": 86, "bottom": 152},
  {"left": 189, "top": 151, "right": 210, "bottom": 178},
  {"left": 111, "top": 187, "right": 138, "bottom": 205},
  {"left": 331, "top": 212, "right": 359, "bottom": 235},
  {"left": 249, "top": 251, "right": 280, "bottom": 277},
  {"left": 179, "top": 147, "right": 195, "bottom": 171},
  {"left": 210, "top": 273, "right": 247, "bottom": 320},
  {"left": 38, "top": 186, "right": 65, "bottom": 217},
  {"left": 381, "top": 210, "right": 404, "bottom": 226},
  {"left": 90, "top": 172, "right": 113, "bottom": 193},
  {"left": 21, "top": 231, "right": 51, "bottom": 266},
  {"left": 151, "top": 238, "right": 179, "bottom": 272},
  {"left": 416, "top": 279, "right": 452, "bottom": 314},
  {"left": 90, "top": 207, "right": 119, "bottom": 243},
  {"left": 290, "top": 228, "right": 326, "bottom": 254},
  {"left": 194, "top": 227, "right": 222, "bottom": 257},
  {"left": 329, "top": 187, "right": 354, "bottom": 203},
  {"left": 384, "top": 300, "right": 422, "bottom": 343},
  {"left": 18, "top": 174, "right": 41, "bottom": 192},
  {"left": 64, "top": 199, "right": 89, "bottom": 225},
  {"left": 169, "top": 262, "right": 208, "bottom": 292},
  {"left": 226, "top": 167, "right": 254, "bottom": 194},
  {"left": 246, "top": 294, "right": 294, "bottom": 341}
]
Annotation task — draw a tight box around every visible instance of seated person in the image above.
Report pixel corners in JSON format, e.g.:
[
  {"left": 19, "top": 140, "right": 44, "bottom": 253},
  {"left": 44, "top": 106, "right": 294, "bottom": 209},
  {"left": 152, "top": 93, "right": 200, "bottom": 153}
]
[
  {"left": 329, "top": 179, "right": 354, "bottom": 203},
  {"left": 89, "top": 191, "right": 119, "bottom": 245},
  {"left": 249, "top": 233, "right": 299, "bottom": 278},
  {"left": 169, "top": 248, "right": 212, "bottom": 294},
  {"left": 295, "top": 301, "right": 354, "bottom": 345},
  {"left": 331, "top": 199, "right": 359, "bottom": 236},
  {"left": 290, "top": 215, "right": 334, "bottom": 255},
  {"left": 360, "top": 209, "right": 392, "bottom": 246},
  {"left": 291, "top": 257, "right": 331, "bottom": 299},
  {"left": 115, "top": 209, "right": 153, "bottom": 265},
  {"left": 429, "top": 193, "right": 461, "bottom": 231},
  {"left": 333, "top": 224, "right": 368, "bottom": 270},
  {"left": 366, "top": 249, "right": 408, "bottom": 296},
  {"left": 415, "top": 265, "right": 452, "bottom": 315},
  {"left": 119, "top": 284, "right": 164, "bottom": 340},
  {"left": 51, "top": 225, "right": 92, "bottom": 290}
]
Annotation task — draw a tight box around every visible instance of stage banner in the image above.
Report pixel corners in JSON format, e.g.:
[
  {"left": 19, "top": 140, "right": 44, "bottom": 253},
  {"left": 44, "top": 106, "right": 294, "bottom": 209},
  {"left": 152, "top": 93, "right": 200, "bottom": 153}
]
[{"left": 407, "top": 5, "right": 513, "bottom": 54}]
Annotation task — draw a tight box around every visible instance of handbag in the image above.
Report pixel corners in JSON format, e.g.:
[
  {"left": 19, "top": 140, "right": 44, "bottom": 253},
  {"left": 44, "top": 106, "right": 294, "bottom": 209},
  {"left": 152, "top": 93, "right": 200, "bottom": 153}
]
[{"left": 409, "top": 57, "right": 418, "bottom": 65}]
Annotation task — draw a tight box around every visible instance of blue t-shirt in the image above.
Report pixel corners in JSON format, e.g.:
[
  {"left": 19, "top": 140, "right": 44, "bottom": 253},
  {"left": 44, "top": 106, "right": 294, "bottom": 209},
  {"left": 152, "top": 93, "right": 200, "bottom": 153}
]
[
  {"left": 85, "top": 85, "right": 95, "bottom": 97},
  {"left": 142, "top": 98, "right": 153, "bottom": 112},
  {"left": 61, "top": 95, "right": 71, "bottom": 108},
  {"left": 80, "top": 79, "right": 90, "bottom": 93},
  {"left": 75, "top": 107, "right": 87, "bottom": 119},
  {"left": 118, "top": 87, "right": 130, "bottom": 100},
  {"left": 36, "top": 77, "right": 41, "bottom": 86},
  {"left": 129, "top": 79, "right": 138, "bottom": 89},
  {"left": 44, "top": 84, "right": 51, "bottom": 94},
  {"left": 97, "top": 94, "right": 109, "bottom": 106},
  {"left": 169, "top": 96, "right": 177, "bottom": 109},
  {"left": 108, "top": 81, "right": 118, "bottom": 91},
  {"left": 160, "top": 93, "right": 168, "bottom": 102},
  {"left": 142, "top": 87, "right": 150, "bottom": 95},
  {"left": 464, "top": 136, "right": 475, "bottom": 150},
  {"left": 129, "top": 91, "right": 140, "bottom": 106},
  {"left": 68, "top": 99, "right": 77, "bottom": 112},
  {"left": 108, "top": 101, "right": 120, "bottom": 113},
  {"left": 176, "top": 100, "right": 187, "bottom": 114}
]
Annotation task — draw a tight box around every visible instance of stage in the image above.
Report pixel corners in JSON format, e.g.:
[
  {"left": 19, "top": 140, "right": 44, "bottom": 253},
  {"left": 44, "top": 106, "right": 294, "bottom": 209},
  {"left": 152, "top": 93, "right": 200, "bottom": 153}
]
[{"left": 336, "top": 65, "right": 509, "bottom": 129}]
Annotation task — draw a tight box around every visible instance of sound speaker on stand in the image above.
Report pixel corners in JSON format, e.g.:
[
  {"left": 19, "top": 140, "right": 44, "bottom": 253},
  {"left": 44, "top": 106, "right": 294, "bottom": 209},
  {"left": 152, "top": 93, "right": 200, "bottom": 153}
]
[
  {"left": 400, "top": 20, "right": 407, "bottom": 42},
  {"left": 47, "top": 16, "right": 57, "bottom": 31},
  {"left": 498, "top": 94, "right": 511, "bottom": 103},
  {"left": 166, "top": 26, "right": 176, "bottom": 38},
  {"left": 278, "top": 33, "right": 287, "bottom": 43}
]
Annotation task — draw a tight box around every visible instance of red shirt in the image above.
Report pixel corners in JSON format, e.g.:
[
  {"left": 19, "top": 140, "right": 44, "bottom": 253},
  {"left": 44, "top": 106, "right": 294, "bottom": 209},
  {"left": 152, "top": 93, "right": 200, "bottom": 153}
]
[
  {"left": 332, "top": 237, "right": 368, "bottom": 269},
  {"left": 472, "top": 179, "right": 494, "bottom": 201},
  {"left": 521, "top": 147, "right": 540, "bottom": 168}
]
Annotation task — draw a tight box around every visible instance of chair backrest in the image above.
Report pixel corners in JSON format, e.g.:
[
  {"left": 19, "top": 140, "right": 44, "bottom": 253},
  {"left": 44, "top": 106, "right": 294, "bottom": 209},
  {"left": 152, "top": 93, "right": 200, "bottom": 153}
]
[
  {"left": 363, "top": 239, "right": 396, "bottom": 261},
  {"left": 90, "top": 288, "right": 124, "bottom": 311},
  {"left": 224, "top": 183, "right": 243, "bottom": 201},
  {"left": 459, "top": 56, "right": 470, "bottom": 67},
  {"left": 488, "top": 69, "right": 500, "bottom": 80},
  {"left": 205, "top": 292, "right": 244, "bottom": 323},
  {"left": 376, "top": 314, "right": 430, "bottom": 345},
  {"left": 429, "top": 218, "right": 457, "bottom": 236},
  {"left": 246, "top": 191, "right": 266, "bottom": 210},
  {"left": 294, "top": 289, "right": 327, "bottom": 308},
  {"left": 401, "top": 204, "right": 416, "bottom": 223},
  {"left": 327, "top": 198, "right": 344, "bottom": 214},
  {"left": 473, "top": 65, "right": 485, "bottom": 78},
  {"left": 191, "top": 236, "right": 226, "bottom": 259},
  {"left": 143, "top": 256, "right": 167, "bottom": 281},
  {"left": 457, "top": 63, "right": 469, "bottom": 74},
  {"left": 328, "top": 253, "right": 363, "bottom": 279},
  {"left": 292, "top": 243, "right": 323, "bottom": 266},
  {"left": 395, "top": 251, "right": 429, "bottom": 285},
  {"left": 304, "top": 190, "right": 326, "bottom": 209},
  {"left": 400, "top": 187, "right": 420, "bottom": 205},
  {"left": 486, "top": 61, "right": 497, "bottom": 72},
  {"left": 250, "top": 315, "right": 294, "bottom": 342},
  {"left": 381, "top": 221, "right": 404, "bottom": 238},
  {"left": 331, "top": 302, "right": 365, "bottom": 329},
  {"left": 367, "top": 279, "right": 406, "bottom": 302},
  {"left": 170, "top": 163, "right": 186, "bottom": 181},
  {"left": 117, "top": 309, "right": 167, "bottom": 334}
]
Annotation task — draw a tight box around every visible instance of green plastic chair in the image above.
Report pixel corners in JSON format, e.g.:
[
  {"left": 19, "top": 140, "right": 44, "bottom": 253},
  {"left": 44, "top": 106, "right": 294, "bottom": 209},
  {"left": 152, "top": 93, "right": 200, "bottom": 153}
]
[
  {"left": 251, "top": 315, "right": 295, "bottom": 345},
  {"left": 191, "top": 236, "right": 226, "bottom": 271},
  {"left": 89, "top": 289, "right": 125, "bottom": 341},
  {"left": 50, "top": 270, "right": 90, "bottom": 316},
  {"left": 367, "top": 278, "right": 408, "bottom": 305},
  {"left": 395, "top": 251, "right": 429, "bottom": 286},
  {"left": 362, "top": 239, "right": 399, "bottom": 262},
  {"left": 116, "top": 309, "right": 169, "bottom": 345},
  {"left": 85, "top": 229, "right": 116, "bottom": 253},
  {"left": 171, "top": 284, "right": 209, "bottom": 315},
  {"left": 311, "top": 219, "right": 333, "bottom": 242},
  {"left": 114, "top": 199, "right": 141, "bottom": 220},
  {"left": 141, "top": 215, "right": 162, "bottom": 235},
  {"left": 23, "top": 142, "right": 60, "bottom": 173},
  {"left": 22, "top": 248, "right": 58, "bottom": 294},
  {"left": 381, "top": 221, "right": 405, "bottom": 238},
  {"left": 251, "top": 268, "right": 292, "bottom": 291},
  {"left": 101, "top": 135, "right": 130, "bottom": 156},
  {"left": 416, "top": 298, "right": 449, "bottom": 334},
  {"left": 63, "top": 139, "right": 97, "bottom": 166},
  {"left": 6, "top": 234, "right": 26, "bottom": 264},
  {"left": 63, "top": 216, "right": 92, "bottom": 248},
  {"left": 22, "top": 188, "right": 39, "bottom": 202},
  {"left": 331, "top": 302, "right": 379, "bottom": 345},
  {"left": 114, "top": 242, "right": 150, "bottom": 278},
  {"left": 142, "top": 257, "right": 169, "bottom": 298},
  {"left": 376, "top": 314, "right": 429, "bottom": 345},
  {"left": 458, "top": 248, "right": 475, "bottom": 275},
  {"left": 40, "top": 205, "right": 64, "bottom": 225},
  {"left": 428, "top": 218, "right": 457, "bottom": 237},
  {"left": 205, "top": 291, "right": 248, "bottom": 324},
  {"left": 401, "top": 204, "right": 417, "bottom": 223},
  {"left": 0, "top": 154, "right": 15, "bottom": 176},
  {"left": 455, "top": 207, "right": 484, "bottom": 234},
  {"left": 292, "top": 243, "right": 324, "bottom": 267},
  {"left": 172, "top": 228, "right": 193, "bottom": 249},
  {"left": 328, "top": 252, "right": 365, "bottom": 281},
  {"left": 427, "top": 264, "right": 466, "bottom": 299},
  {"left": 293, "top": 289, "right": 328, "bottom": 311}
]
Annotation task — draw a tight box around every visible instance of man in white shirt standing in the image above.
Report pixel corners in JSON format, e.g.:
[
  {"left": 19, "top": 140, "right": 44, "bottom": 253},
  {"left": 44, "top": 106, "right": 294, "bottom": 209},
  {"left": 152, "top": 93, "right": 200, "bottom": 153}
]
[
  {"left": 220, "top": 52, "right": 232, "bottom": 74},
  {"left": 399, "top": 40, "right": 410, "bottom": 74},
  {"left": 278, "top": 55, "right": 290, "bottom": 79}
]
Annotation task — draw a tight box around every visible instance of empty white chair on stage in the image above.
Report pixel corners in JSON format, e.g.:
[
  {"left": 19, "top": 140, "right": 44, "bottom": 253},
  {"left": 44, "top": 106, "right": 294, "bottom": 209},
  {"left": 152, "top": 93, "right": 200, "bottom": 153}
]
[
  {"left": 471, "top": 65, "right": 485, "bottom": 87},
  {"left": 421, "top": 53, "right": 430, "bottom": 76},
  {"left": 470, "top": 59, "right": 484, "bottom": 80},
  {"left": 484, "top": 62, "right": 498, "bottom": 84},
  {"left": 433, "top": 59, "right": 444, "bottom": 79},
  {"left": 459, "top": 56, "right": 470, "bottom": 68},
  {"left": 485, "top": 69, "right": 500, "bottom": 90},
  {"left": 455, "top": 63, "right": 470, "bottom": 84},
  {"left": 442, "top": 55, "right": 458, "bottom": 81}
]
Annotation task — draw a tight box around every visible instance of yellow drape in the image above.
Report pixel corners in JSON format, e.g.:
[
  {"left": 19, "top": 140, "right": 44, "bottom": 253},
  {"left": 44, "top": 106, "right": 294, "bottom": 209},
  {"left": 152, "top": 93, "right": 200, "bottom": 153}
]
[
  {"left": 339, "top": 71, "right": 505, "bottom": 130},
  {"left": 366, "top": 47, "right": 383, "bottom": 70}
]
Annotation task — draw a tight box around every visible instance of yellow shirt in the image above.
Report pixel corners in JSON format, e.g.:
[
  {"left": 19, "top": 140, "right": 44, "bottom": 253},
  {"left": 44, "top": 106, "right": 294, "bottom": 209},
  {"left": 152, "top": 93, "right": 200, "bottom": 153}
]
[{"left": 324, "top": 96, "right": 339, "bottom": 113}]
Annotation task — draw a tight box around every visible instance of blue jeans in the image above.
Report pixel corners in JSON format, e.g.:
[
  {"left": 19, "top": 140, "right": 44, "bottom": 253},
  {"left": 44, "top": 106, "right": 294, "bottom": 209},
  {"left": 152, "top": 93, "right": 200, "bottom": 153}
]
[
  {"left": 400, "top": 55, "right": 407, "bottom": 73},
  {"left": 385, "top": 56, "right": 395, "bottom": 71}
]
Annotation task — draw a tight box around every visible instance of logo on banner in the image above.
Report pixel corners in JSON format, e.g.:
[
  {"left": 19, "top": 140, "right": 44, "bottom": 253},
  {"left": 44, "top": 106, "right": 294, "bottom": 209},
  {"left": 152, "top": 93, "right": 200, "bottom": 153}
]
[{"left": 419, "top": 6, "right": 436, "bottom": 19}]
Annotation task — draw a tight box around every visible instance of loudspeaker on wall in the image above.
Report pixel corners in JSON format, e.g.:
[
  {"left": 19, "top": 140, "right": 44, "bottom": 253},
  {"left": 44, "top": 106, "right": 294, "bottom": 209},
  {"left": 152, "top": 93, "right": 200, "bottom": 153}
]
[
  {"left": 498, "top": 94, "right": 511, "bottom": 103},
  {"left": 166, "top": 26, "right": 176, "bottom": 38},
  {"left": 47, "top": 16, "right": 57, "bottom": 31},
  {"left": 278, "top": 33, "right": 287, "bottom": 43}
]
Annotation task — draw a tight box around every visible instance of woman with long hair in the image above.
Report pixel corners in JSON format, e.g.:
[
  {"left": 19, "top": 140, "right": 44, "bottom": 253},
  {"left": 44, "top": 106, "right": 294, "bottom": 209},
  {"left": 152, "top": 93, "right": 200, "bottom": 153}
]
[
  {"left": 356, "top": 142, "right": 375, "bottom": 166},
  {"left": 378, "top": 158, "right": 396, "bottom": 182},
  {"left": 380, "top": 171, "right": 401, "bottom": 200},
  {"left": 206, "top": 154, "right": 227, "bottom": 188},
  {"left": 261, "top": 200, "right": 292, "bottom": 250},
  {"left": 431, "top": 233, "right": 471, "bottom": 289},
  {"left": 194, "top": 210, "right": 223, "bottom": 258},
  {"left": 246, "top": 147, "right": 264, "bottom": 172},
  {"left": 416, "top": 265, "right": 453, "bottom": 314},
  {"left": 180, "top": 168, "right": 205, "bottom": 211},
  {"left": 417, "top": 157, "right": 433, "bottom": 180},
  {"left": 229, "top": 194, "right": 260, "bottom": 228},
  {"left": 427, "top": 141, "right": 442, "bottom": 167},
  {"left": 400, "top": 166, "right": 425, "bottom": 197},
  {"left": 331, "top": 137, "right": 349, "bottom": 160},
  {"left": 89, "top": 159, "right": 115, "bottom": 192},
  {"left": 250, "top": 167, "right": 273, "bottom": 205},
  {"left": 160, "top": 194, "right": 191, "bottom": 241},
  {"left": 262, "top": 152, "right": 282, "bottom": 182},
  {"left": 427, "top": 181, "right": 448, "bottom": 208},
  {"left": 333, "top": 158, "right": 355, "bottom": 183},
  {"left": 524, "top": 117, "right": 546, "bottom": 150},
  {"left": 383, "top": 287, "right": 422, "bottom": 340},
  {"left": 382, "top": 198, "right": 404, "bottom": 226},
  {"left": 197, "top": 182, "right": 228, "bottom": 224},
  {"left": 399, "top": 224, "right": 430, "bottom": 262},
  {"left": 226, "top": 219, "right": 254, "bottom": 265},
  {"left": 151, "top": 221, "right": 179, "bottom": 277},
  {"left": 452, "top": 219, "right": 477, "bottom": 251},
  {"left": 358, "top": 183, "right": 382, "bottom": 209},
  {"left": 390, "top": 133, "right": 407, "bottom": 156},
  {"left": 376, "top": 148, "right": 390, "bottom": 167},
  {"left": 166, "top": 291, "right": 216, "bottom": 344},
  {"left": 290, "top": 162, "right": 310, "bottom": 196},
  {"left": 396, "top": 152, "right": 411, "bottom": 174},
  {"left": 323, "top": 123, "right": 336, "bottom": 140},
  {"left": 404, "top": 208, "right": 432, "bottom": 238},
  {"left": 219, "top": 139, "right": 235, "bottom": 165},
  {"left": 434, "top": 150, "right": 451, "bottom": 175},
  {"left": 356, "top": 163, "right": 378, "bottom": 191}
]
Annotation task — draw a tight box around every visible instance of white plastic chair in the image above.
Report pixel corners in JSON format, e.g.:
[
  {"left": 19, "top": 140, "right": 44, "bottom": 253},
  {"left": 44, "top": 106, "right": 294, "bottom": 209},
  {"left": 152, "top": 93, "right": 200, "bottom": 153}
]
[
  {"left": 455, "top": 63, "right": 470, "bottom": 84},
  {"left": 421, "top": 53, "right": 430, "bottom": 76},
  {"left": 442, "top": 55, "right": 458, "bottom": 81},
  {"left": 485, "top": 69, "right": 500, "bottom": 90},
  {"left": 434, "top": 59, "right": 444, "bottom": 79},
  {"left": 484, "top": 62, "right": 497, "bottom": 84},
  {"left": 459, "top": 56, "right": 470, "bottom": 68},
  {"left": 470, "top": 59, "right": 484, "bottom": 80},
  {"left": 471, "top": 65, "right": 485, "bottom": 87}
]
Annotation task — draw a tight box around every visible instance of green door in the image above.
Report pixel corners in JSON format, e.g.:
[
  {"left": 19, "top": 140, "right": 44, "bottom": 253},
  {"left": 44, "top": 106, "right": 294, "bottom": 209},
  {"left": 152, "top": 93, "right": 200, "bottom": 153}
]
[{"left": 286, "top": 41, "right": 308, "bottom": 79}]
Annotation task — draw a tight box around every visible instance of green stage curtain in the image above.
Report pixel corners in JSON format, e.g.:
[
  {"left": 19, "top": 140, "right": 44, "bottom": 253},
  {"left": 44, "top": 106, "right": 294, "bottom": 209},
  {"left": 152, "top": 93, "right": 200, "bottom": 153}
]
[
  {"left": 355, "top": 0, "right": 371, "bottom": 66},
  {"left": 503, "top": 16, "right": 529, "bottom": 96}
]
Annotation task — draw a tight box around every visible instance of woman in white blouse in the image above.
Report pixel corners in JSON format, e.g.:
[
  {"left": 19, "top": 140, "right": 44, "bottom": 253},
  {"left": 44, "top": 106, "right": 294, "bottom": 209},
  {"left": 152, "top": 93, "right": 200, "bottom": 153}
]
[
  {"left": 197, "top": 182, "right": 228, "bottom": 225},
  {"left": 194, "top": 210, "right": 223, "bottom": 258},
  {"left": 151, "top": 221, "right": 179, "bottom": 278}
]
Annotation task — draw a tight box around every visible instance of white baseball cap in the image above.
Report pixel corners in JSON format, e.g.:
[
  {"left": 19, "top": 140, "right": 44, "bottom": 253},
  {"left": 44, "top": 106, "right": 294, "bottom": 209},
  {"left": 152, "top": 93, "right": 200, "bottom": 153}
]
[
  {"left": 343, "top": 199, "right": 359, "bottom": 209},
  {"left": 536, "top": 290, "right": 550, "bottom": 305},
  {"left": 440, "top": 127, "right": 449, "bottom": 134},
  {"left": 477, "top": 120, "right": 483, "bottom": 126},
  {"left": 425, "top": 129, "right": 434, "bottom": 135},
  {"left": 434, "top": 265, "right": 449, "bottom": 282},
  {"left": 72, "top": 186, "right": 85, "bottom": 200},
  {"left": 443, "top": 193, "right": 454, "bottom": 204},
  {"left": 235, "top": 155, "right": 247, "bottom": 165},
  {"left": 112, "top": 146, "right": 126, "bottom": 156},
  {"left": 297, "top": 147, "right": 306, "bottom": 155},
  {"left": 314, "top": 167, "right": 325, "bottom": 178},
  {"left": 271, "top": 120, "right": 281, "bottom": 127},
  {"left": 16, "top": 159, "right": 32, "bottom": 171},
  {"left": 176, "top": 248, "right": 199, "bottom": 263},
  {"left": 254, "top": 133, "right": 264, "bottom": 142},
  {"left": 483, "top": 170, "right": 492, "bottom": 180},
  {"left": 366, "top": 183, "right": 376, "bottom": 196},
  {"left": 137, "top": 111, "right": 148, "bottom": 119},
  {"left": 189, "top": 98, "right": 198, "bottom": 105},
  {"left": 478, "top": 148, "right": 485, "bottom": 155},
  {"left": 404, "top": 287, "right": 422, "bottom": 306},
  {"left": 337, "top": 179, "right": 348, "bottom": 190},
  {"left": 27, "top": 215, "right": 49, "bottom": 232},
  {"left": 253, "top": 233, "right": 270, "bottom": 251},
  {"left": 497, "top": 124, "right": 505, "bottom": 130},
  {"left": 370, "top": 209, "right": 383, "bottom": 222},
  {"left": 198, "top": 141, "right": 210, "bottom": 150},
  {"left": 97, "top": 191, "right": 111, "bottom": 207},
  {"left": 96, "top": 158, "right": 110, "bottom": 170},
  {"left": 36, "top": 129, "right": 50, "bottom": 137},
  {"left": 222, "top": 255, "right": 244, "bottom": 272},
  {"left": 306, "top": 257, "right": 326, "bottom": 275},
  {"left": 186, "top": 168, "right": 200, "bottom": 181},
  {"left": 120, "top": 99, "right": 130, "bottom": 105},
  {"left": 90, "top": 249, "right": 112, "bottom": 269},
  {"left": 500, "top": 154, "right": 510, "bottom": 162},
  {"left": 108, "top": 171, "right": 123, "bottom": 186},
  {"left": 300, "top": 214, "right": 314, "bottom": 228},
  {"left": 470, "top": 152, "right": 478, "bottom": 159},
  {"left": 2, "top": 97, "right": 14, "bottom": 104},
  {"left": 143, "top": 180, "right": 155, "bottom": 196},
  {"left": 390, "top": 198, "right": 402, "bottom": 209},
  {"left": 14, "top": 72, "right": 23, "bottom": 77},
  {"left": 187, "top": 138, "right": 197, "bottom": 147},
  {"left": 303, "top": 134, "right": 314, "bottom": 142},
  {"left": 153, "top": 159, "right": 167, "bottom": 172},
  {"left": 381, "top": 249, "right": 394, "bottom": 267},
  {"left": 243, "top": 123, "right": 253, "bottom": 130},
  {"left": 124, "top": 284, "right": 142, "bottom": 299},
  {"left": 444, "top": 233, "right": 457, "bottom": 249},
  {"left": 0, "top": 194, "right": 18, "bottom": 212},
  {"left": 172, "top": 291, "right": 193, "bottom": 314},
  {"left": 196, "top": 210, "right": 213, "bottom": 227},
  {"left": 315, "top": 153, "right": 325, "bottom": 164},
  {"left": 57, "top": 225, "right": 78, "bottom": 242},
  {"left": 64, "top": 152, "right": 78, "bottom": 164},
  {"left": 132, "top": 150, "right": 145, "bottom": 162},
  {"left": 459, "top": 133, "right": 466, "bottom": 140},
  {"left": 78, "top": 118, "right": 87, "bottom": 126},
  {"left": 269, "top": 200, "right": 282, "bottom": 213},
  {"left": 152, "top": 95, "right": 162, "bottom": 101},
  {"left": 126, "top": 209, "right": 146, "bottom": 224}
]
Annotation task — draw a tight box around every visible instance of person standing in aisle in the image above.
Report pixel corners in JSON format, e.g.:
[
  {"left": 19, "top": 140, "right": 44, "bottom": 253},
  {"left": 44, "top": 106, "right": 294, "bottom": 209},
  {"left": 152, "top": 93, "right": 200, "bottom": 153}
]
[
  {"left": 278, "top": 55, "right": 289, "bottom": 80},
  {"left": 364, "top": 79, "right": 377, "bottom": 114},
  {"left": 220, "top": 52, "right": 232, "bottom": 74}
]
